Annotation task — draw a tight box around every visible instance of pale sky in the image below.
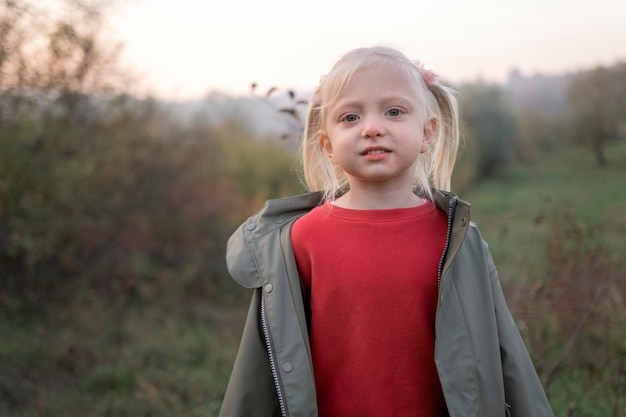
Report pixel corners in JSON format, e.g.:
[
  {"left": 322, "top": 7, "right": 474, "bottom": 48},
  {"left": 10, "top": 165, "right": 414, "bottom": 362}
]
[{"left": 109, "top": 0, "right": 626, "bottom": 101}]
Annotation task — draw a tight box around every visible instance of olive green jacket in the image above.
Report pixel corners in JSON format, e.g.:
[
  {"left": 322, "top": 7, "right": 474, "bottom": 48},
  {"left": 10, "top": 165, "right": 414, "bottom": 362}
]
[{"left": 219, "top": 190, "right": 554, "bottom": 417}]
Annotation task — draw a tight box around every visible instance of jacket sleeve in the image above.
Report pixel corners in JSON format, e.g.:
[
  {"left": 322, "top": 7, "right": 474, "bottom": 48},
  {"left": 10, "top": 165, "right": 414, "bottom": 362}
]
[
  {"left": 487, "top": 247, "right": 555, "bottom": 417},
  {"left": 219, "top": 290, "right": 282, "bottom": 417}
]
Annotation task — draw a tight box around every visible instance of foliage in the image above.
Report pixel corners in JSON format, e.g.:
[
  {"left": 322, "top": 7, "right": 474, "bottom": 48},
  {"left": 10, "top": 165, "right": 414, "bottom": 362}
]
[
  {"left": 513, "top": 108, "right": 566, "bottom": 161},
  {"left": 0, "top": 0, "right": 304, "bottom": 317},
  {"left": 0, "top": 0, "right": 127, "bottom": 95},
  {"left": 453, "top": 82, "right": 517, "bottom": 190},
  {"left": 566, "top": 62, "right": 626, "bottom": 166},
  {"left": 0, "top": 93, "right": 302, "bottom": 314}
]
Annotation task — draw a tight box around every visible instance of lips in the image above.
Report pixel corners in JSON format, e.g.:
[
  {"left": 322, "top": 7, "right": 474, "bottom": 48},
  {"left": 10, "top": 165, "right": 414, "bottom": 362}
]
[{"left": 360, "top": 147, "right": 390, "bottom": 156}]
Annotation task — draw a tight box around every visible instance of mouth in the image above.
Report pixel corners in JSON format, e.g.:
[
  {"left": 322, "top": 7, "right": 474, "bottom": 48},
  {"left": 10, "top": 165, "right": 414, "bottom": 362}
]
[{"left": 360, "top": 147, "right": 390, "bottom": 156}]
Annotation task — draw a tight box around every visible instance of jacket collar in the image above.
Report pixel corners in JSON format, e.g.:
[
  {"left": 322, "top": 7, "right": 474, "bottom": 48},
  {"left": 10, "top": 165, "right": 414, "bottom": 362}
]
[
  {"left": 432, "top": 190, "right": 471, "bottom": 279},
  {"left": 230, "top": 190, "right": 470, "bottom": 289},
  {"left": 251, "top": 189, "right": 470, "bottom": 237}
]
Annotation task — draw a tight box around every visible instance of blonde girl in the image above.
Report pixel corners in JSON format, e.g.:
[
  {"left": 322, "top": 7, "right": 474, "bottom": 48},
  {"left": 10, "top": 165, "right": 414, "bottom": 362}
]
[{"left": 220, "top": 46, "right": 554, "bottom": 417}]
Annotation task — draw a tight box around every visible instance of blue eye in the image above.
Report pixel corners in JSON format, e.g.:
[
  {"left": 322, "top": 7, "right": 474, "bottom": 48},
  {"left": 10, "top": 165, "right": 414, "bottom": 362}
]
[
  {"left": 342, "top": 114, "right": 359, "bottom": 122},
  {"left": 386, "top": 108, "right": 402, "bottom": 117}
]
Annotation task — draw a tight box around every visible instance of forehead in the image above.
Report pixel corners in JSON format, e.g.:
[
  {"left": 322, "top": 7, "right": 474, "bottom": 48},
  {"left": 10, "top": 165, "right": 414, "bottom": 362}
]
[{"left": 338, "top": 64, "right": 420, "bottom": 101}]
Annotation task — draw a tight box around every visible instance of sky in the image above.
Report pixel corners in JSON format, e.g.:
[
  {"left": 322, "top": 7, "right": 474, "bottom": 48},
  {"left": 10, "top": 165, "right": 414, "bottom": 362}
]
[{"left": 108, "top": 0, "right": 626, "bottom": 101}]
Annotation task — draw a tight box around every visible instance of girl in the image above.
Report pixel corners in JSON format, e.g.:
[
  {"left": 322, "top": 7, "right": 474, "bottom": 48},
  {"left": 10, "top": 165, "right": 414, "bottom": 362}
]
[{"left": 219, "top": 46, "right": 554, "bottom": 417}]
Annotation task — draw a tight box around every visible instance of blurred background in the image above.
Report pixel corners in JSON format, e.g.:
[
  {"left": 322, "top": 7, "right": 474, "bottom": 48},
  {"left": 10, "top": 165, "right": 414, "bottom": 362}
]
[{"left": 1, "top": 0, "right": 625, "bottom": 416}]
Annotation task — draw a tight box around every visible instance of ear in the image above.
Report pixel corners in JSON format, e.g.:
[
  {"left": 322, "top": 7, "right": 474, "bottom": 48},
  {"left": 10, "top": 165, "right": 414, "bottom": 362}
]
[
  {"left": 319, "top": 131, "right": 334, "bottom": 161},
  {"left": 421, "top": 118, "right": 437, "bottom": 153}
]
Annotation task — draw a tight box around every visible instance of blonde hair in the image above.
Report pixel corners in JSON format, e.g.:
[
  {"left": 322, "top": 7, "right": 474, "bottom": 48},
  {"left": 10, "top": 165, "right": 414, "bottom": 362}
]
[{"left": 301, "top": 46, "right": 460, "bottom": 202}]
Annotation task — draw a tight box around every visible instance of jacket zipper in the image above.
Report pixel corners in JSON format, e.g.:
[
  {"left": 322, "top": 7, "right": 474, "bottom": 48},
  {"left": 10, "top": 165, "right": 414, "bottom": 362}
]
[
  {"left": 261, "top": 290, "right": 289, "bottom": 417},
  {"left": 437, "top": 195, "right": 457, "bottom": 294}
]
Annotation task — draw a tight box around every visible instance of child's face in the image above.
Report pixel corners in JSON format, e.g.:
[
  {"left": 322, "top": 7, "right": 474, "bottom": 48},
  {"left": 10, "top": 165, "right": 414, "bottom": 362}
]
[{"left": 320, "top": 64, "right": 435, "bottom": 191}]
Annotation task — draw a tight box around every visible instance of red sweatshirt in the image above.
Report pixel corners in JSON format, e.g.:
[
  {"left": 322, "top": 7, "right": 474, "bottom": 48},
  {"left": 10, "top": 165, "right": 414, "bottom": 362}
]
[{"left": 291, "top": 201, "right": 450, "bottom": 417}]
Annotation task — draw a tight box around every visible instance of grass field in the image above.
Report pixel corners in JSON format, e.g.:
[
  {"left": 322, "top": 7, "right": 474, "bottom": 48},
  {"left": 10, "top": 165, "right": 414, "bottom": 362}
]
[
  {"left": 2, "top": 141, "right": 625, "bottom": 416},
  {"left": 465, "top": 139, "right": 626, "bottom": 284}
]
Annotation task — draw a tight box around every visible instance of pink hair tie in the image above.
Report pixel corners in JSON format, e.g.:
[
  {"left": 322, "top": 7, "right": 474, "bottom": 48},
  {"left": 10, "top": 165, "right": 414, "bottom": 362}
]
[{"left": 415, "top": 61, "right": 440, "bottom": 87}]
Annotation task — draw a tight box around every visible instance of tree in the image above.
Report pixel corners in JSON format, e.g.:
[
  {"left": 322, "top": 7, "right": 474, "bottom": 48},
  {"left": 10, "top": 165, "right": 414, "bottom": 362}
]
[
  {"left": 567, "top": 63, "right": 626, "bottom": 166},
  {"left": 456, "top": 83, "right": 517, "bottom": 187},
  {"left": 1, "top": 0, "right": 128, "bottom": 118}
]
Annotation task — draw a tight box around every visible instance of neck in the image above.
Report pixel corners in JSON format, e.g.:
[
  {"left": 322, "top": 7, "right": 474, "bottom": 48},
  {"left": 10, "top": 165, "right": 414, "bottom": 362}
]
[{"left": 334, "top": 185, "right": 423, "bottom": 210}]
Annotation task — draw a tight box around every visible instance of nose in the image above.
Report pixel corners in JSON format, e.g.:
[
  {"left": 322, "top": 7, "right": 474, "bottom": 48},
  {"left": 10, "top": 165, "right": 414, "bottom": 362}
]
[{"left": 361, "top": 114, "right": 385, "bottom": 138}]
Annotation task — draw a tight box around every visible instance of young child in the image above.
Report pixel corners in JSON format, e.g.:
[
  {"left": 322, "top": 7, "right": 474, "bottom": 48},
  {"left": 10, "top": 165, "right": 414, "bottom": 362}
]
[{"left": 219, "top": 46, "right": 554, "bottom": 417}]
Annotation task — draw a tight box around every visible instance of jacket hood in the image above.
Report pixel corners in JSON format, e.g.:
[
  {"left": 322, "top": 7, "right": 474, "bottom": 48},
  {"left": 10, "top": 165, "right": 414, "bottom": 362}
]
[{"left": 226, "top": 192, "right": 325, "bottom": 288}]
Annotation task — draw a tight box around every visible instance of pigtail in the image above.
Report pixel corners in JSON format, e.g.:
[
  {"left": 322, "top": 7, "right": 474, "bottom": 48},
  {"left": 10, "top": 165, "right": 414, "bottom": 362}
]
[
  {"left": 302, "top": 103, "right": 324, "bottom": 191},
  {"left": 427, "top": 84, "right": 460, "bottom": 192},
  {"left": 302, "top": 102, "right": 344, "bottom": 201}
]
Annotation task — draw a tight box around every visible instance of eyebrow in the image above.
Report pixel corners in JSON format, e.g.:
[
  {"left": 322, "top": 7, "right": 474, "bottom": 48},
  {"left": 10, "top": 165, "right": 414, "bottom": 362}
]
[{"left": 333, "top": 94, "right": 415, "bottom": 110}]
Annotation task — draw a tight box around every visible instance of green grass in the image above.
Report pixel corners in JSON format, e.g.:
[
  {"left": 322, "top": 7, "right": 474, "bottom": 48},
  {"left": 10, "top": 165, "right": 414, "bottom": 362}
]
[
  {"left": 1, "top": 289, "right": 248, "bottom": 417},
  {"left": 463, "top": 140, "right": 626, "bottom": 284}
]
